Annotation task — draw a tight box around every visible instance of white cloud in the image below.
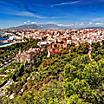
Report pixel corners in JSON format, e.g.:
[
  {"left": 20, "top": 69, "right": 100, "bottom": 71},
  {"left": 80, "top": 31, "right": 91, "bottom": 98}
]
[
  {"left": 31, "top": 22, "right": 36, "bottom": 24},
  {"left": 57, "top": 24, "right": 73, "bottom": 27},
  {"left": 95, "top": 22, "right": 104, "bottom": 26},
  {"left": 88, "top": 22, "right": 93, "bottom": 25},
  {"left": 51, "top": 0, "right": 80, "bottom": 7},
  {"left": 2, "top": 8, "right": 46, "bottom": 19},
  {"left": 23, "top": 22, "right": 27, "bottom": 24},
  {"left": 14, "top": 11, "right": 46, "bottom": 19},
  {"left": 27, "top": 20, "right": 31, "bottom": 23},
  {"left": 9, "top": 11, "right": 68, "bottom": 19},
  {"left": 23, "top": 20, "right": 31, "bottom": 25},
  {"left": 23, "top": 20, "right": 38, "bottom": 25},
  {"left": 92, "top": 17, "right": 104, "bottom": 22}
]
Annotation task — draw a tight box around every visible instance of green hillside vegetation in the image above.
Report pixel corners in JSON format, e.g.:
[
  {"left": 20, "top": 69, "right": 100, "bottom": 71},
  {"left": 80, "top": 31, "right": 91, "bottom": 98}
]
[
  {"left": 0, "top": 38, "right": 38, "bottom": 68},
  {"left": 0, "top": 40, "right": 104, "bottom": 104}
]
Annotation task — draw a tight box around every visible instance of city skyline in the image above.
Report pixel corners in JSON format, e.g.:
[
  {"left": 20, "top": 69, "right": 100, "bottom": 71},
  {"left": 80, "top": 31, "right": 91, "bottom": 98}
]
[{"left": 0, "top": 0, "right": 104, "bottom": 28}]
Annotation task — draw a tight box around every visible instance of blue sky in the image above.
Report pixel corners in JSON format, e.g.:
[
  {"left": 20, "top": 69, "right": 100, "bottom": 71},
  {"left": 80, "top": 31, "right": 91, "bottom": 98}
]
[{"left": 0, "top": 0, "right": 104, "bottom": 28}]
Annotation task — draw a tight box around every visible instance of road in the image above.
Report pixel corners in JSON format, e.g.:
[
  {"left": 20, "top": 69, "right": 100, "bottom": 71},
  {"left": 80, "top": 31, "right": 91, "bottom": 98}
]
[
  {"left": 0, "top": 58, "right": 15, "bottom": 70},
  {"left": 0, "top": 79, "right": 13, "bottom": 97}
]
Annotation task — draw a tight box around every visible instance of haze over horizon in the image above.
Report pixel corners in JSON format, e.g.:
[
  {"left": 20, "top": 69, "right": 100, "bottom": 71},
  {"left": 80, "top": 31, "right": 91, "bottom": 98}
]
[{"left": 0, "top": 0, "right": 104, "bottom": 28}]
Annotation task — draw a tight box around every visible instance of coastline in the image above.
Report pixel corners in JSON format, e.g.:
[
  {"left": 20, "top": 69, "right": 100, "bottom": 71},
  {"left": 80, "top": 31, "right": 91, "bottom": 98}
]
[{"left": 0, "top": 43, "right": 13, "bottom": 48}]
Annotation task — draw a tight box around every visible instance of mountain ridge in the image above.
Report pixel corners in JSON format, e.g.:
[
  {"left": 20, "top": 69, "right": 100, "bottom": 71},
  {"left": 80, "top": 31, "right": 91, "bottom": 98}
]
[{"left": 1, "top": 24, "right": 104, "bottom": 30}]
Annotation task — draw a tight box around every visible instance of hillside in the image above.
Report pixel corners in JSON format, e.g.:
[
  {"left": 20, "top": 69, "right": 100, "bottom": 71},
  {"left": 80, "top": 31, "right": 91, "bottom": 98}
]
[
  {"left": 4, "top": 24, "right": 67, "bottom": 30},
  {"left": 1, "top": 24, "right": 104, "bottom": 30},
  {"left": 0, "top": 40, "right": 104, "bottom": 104}
]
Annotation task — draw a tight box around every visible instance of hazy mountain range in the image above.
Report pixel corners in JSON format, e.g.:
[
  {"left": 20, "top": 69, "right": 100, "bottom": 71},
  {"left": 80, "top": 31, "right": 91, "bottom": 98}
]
[
  {"left": 2, "top": 24, "right": 104, "bottom": 30},
  {"left": 5, "top": 24, "right": 68, "bottom": 30}
]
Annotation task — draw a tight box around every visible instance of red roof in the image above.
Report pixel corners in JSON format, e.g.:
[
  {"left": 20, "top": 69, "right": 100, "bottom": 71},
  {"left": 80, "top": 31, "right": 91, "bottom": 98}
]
[{"left": 50, "top": 49, "right": 59, "bottom": 55}]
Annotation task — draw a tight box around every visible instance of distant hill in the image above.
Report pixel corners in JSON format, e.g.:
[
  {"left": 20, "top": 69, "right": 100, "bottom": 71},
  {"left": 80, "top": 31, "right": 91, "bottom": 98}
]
[
  {"left": 80, "top": 27, "right": 104, "bottom": 29},
  {"left": 7, "top": 24, "right": 41, "bottom": 30},
  {"left": 1, "top": 24, "right": 104, "bottom": 30},
  {"left": 5, "top": 24, "right": 68, "bottom": 30}
]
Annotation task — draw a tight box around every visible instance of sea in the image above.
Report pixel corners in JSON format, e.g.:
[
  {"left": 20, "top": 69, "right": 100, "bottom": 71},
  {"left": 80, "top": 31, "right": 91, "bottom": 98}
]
[
  {"left": 0, "top": 37, "right": 8, "bottom": 41},
  {"left": 0, "top": 32, "right": 9, "bottom": 46}
]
